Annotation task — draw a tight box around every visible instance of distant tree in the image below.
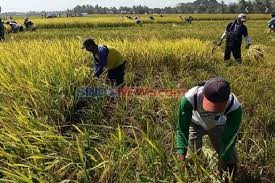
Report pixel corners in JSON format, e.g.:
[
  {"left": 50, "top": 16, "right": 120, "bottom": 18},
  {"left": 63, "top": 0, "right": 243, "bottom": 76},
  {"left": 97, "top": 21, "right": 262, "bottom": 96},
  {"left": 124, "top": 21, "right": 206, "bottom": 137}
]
[
  {"left": 227, "top": 3, "right": 239, "bottom": 13},
  {"left": 153, "top": 8, "right": 161, "bottom": 14},
  {"left": 51, "top": 0, "right": 275, "bottom": 16},
  {"left": 254, "top": 0, "right": 265, "bottom": 13},
  {"left": 263, "top": 0, "right": 272, "bottom": 13},
  {"left": 221, "top": 1, "right": 226, "bottom": 13},
  {"left": 239, "top": 0, "right": 247, "bottom": 13}
]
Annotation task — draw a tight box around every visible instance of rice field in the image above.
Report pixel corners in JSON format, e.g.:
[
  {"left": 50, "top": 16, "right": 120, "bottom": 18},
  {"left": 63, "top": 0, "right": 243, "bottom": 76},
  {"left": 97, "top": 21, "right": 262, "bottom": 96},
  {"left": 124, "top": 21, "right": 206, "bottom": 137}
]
[
  {"left": 5, "top": 14, "right": 271, "bottom": 29},
  {"left": 0, "top": 14, "right": 274, "bottom": 182}
]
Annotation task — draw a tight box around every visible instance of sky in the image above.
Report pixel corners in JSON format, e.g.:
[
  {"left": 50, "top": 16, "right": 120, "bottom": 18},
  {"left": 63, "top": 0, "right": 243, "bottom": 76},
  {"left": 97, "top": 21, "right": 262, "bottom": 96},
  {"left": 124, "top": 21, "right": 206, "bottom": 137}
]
[{"left": 0, "top": 0, "right": 238, "bottom": 13}]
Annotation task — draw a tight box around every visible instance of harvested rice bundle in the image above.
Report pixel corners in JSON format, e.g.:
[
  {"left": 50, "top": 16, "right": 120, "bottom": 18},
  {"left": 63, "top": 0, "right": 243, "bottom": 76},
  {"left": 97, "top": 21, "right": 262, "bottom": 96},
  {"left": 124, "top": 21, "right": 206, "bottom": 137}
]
[{"left": 248, "top": 45, "right": 265, "bottom": 62}]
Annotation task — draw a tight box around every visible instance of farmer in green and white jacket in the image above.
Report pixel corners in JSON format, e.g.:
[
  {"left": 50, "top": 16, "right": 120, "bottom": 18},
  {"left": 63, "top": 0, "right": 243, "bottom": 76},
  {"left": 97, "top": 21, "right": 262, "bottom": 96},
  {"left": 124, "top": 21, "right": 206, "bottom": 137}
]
[{"left": 176, "top": 77, "right": 242, "bottom": 178}]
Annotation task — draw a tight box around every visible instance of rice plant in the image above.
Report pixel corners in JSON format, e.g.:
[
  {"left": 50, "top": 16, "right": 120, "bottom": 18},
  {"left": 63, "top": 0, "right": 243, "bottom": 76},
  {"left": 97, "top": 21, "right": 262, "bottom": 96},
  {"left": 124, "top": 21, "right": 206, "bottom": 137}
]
[{"left": 0, "top": 15, "right": 274, "bottom": 182}]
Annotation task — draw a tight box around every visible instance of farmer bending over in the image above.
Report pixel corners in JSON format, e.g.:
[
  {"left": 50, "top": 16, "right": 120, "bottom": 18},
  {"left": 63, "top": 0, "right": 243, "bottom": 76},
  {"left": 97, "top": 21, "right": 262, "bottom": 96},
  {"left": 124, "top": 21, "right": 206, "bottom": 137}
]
[
  {"left": 177, "top": 77, "right": 242, "bottom": 181},
  {"left": 82, "top": 38, "right": 126, "bottom": 87},
  {"left": 6, "top": 21, "right": 22, "bottom": 33},
  {"left": 185, "top": 16, "right": 193, "bottom": 24},
  {"left": 24, "top": 17, "right": 36, "bottom": 31}
]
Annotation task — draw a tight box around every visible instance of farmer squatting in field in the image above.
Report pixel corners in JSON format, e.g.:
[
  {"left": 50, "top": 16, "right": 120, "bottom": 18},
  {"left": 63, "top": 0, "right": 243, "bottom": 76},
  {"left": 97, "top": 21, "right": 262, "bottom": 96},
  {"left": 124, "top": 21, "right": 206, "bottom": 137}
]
[
  {"left": 218, "top": 14, "right": 252, "bottom": 66},
  {"left": 24, "top": 17, "right": 37, "bottom": 31},
  {"left": 82, "top": 38, "right": 126, "bottom": 87},
  {"left": 177, "top": 77, "right": 242, "bottom": 181},
  {"left": 268, "top": 14, "right": 275, "bottom": 32}
]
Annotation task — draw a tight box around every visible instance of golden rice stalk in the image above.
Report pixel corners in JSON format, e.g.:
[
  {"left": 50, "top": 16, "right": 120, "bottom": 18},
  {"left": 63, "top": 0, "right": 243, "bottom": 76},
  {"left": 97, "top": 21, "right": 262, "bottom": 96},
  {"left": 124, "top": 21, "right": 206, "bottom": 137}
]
[{"left": 248, "top": 45, "right": 265, "bottom": 62}]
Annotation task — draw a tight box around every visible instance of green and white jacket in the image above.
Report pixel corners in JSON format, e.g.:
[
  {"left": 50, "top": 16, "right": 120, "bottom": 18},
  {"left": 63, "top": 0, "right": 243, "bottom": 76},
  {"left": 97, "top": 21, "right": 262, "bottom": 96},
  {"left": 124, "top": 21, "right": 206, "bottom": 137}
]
[{"left": 176, "top": 86, "right": 242, "bottom": 162}]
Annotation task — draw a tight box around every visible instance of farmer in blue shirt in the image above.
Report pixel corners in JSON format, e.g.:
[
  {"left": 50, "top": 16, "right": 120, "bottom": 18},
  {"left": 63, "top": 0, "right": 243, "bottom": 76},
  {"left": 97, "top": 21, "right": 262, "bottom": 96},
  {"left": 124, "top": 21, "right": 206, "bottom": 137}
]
[{"left": 82, "top": 38, "right": 126, "bottom": 87}]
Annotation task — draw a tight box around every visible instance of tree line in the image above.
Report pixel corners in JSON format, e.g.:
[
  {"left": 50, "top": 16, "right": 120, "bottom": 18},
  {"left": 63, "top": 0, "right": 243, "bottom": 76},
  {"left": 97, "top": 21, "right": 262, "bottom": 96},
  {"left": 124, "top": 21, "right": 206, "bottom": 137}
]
[
  {"left": 72, "top": 0, "right": 274, "bottom": 14},
  {"left": 0, "top": 0, "right": 274, "bottom": 16}
]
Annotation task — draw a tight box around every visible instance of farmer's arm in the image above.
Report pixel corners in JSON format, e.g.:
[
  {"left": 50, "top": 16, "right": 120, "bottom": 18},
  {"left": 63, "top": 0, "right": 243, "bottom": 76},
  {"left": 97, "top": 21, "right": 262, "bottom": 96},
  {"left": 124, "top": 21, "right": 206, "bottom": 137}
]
[
  {"left": 219, "top": 23, "right": 232, "bottom": 44},
  {"left": 176, "top": 96, "right": 193, "bottom": 156},
  {"left": 219, "top": 106, "right": 242, "bottom": 162},
  {"left": 220, "top": 31, "right": 226, "bottom": 41},
  {"left": 243, "top": 27, "right": 252, "bottom": 46},
  {"left": 94, "top": 47, "right": 108, "bottom": 77}
]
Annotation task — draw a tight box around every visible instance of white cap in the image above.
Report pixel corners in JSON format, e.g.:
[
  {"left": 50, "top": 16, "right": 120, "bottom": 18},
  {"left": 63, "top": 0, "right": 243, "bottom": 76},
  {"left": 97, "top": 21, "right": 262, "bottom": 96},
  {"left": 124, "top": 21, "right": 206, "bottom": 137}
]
[{"left": 238, "top": 14, "right": 247, "bottom": 22}]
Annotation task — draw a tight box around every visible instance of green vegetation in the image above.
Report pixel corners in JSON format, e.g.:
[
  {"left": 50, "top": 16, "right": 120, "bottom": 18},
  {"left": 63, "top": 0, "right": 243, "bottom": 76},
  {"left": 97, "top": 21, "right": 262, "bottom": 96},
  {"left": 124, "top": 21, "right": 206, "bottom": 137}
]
[{"left": 0, "top": 15, "right": 274, "bottom": 182}]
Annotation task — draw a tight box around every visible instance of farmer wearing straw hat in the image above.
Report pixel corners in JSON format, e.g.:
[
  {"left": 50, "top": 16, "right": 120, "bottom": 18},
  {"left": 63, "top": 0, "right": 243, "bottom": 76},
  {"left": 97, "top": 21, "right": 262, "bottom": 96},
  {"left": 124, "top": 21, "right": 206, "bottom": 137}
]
[
  {"left": 176, "top": 77, "right": 242, "bottom": 180},
  {"left": 82, "top": 38, "right": 126, "bottom": 87},
  {"left": 268, "top": 14, "right": 275, "bottom": 32},
  {"left": 217, "top": 14, "right": 252, "bottom": 66}
]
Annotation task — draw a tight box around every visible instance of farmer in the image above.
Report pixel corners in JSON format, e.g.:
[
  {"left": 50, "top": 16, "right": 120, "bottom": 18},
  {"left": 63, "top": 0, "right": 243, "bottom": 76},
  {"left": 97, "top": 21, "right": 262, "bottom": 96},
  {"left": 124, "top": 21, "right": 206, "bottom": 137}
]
[
  {"left": 149, "top": 16, "right": 155, "bottom": 20},
  {"left": 82, "top": 38, "right": 126, "bottom": 87},
  {"left": 185, "top": 16, "right": 193, "bottom": 24},
  {"left": 135, "top": 17, "right": 142, "bottom": 26},
  {"left": 268, "top": 14, "right": 275, "bottom": 32},
  {"left": 218, "top": 14, "right": 252, "bottom": 66},
  {"left": 24, "top": 17, "right": 36, "bottom": 31},
  {"left": 6, "top": 21, "right": 20, "bottom": 33},
  {"left": 126, "top": 16, "right": 133, "bottom": 20},
  {"left": 0, "top": 18, "right": 4, "bottom": 41},
  {"left": 176, "top": 77, "right": 242, "bottom": 180}
]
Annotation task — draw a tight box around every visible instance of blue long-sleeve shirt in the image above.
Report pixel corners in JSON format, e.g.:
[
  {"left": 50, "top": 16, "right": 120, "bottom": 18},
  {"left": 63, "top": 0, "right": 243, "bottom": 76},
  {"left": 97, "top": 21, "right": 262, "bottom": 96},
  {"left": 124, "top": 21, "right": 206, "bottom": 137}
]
[{"left": 93, "top": 45, "right": 108, "bottom": 77}]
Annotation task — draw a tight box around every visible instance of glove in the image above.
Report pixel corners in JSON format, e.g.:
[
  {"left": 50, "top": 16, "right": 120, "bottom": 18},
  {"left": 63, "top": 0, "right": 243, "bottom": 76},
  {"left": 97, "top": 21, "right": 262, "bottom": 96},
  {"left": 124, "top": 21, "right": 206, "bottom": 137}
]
[{"left": 246, "top": 44, "right": 251, "bottom": 49}]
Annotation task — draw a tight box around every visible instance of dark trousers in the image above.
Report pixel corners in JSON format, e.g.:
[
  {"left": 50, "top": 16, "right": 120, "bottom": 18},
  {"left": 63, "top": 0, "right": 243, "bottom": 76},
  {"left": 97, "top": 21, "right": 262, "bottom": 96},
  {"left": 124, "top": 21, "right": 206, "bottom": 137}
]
[
  {"left": 108, "top": 61, "right": 126, "bottom": 87},
  {"left": 0, "top": 23, "right": 4, "bottom": 40},
  {"left": 224, "top": 44, "right": 242, "bottom": 63},
  {"left": 189, "top": 123, "right": 238, "bottom": 180}
]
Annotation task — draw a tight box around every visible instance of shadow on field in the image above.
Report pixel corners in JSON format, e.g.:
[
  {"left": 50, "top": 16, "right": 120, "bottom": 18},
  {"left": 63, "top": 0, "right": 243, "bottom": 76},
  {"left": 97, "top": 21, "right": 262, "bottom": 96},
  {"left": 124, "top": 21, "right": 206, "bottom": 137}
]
[
  {"left": 61, "top": 99, "right": 91, "bottom": 134},
  {"left": 188, "top": 60, "right": 218, "bottom": 74},
  {"left": 236, "top": 166, "right": 266, "bottom": 183},
  {"left": 61, "top": 97, "right": 115, "bottom": 135},
  {"left": 266, "top": 120, "right": 275, "bottom": 137}
]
